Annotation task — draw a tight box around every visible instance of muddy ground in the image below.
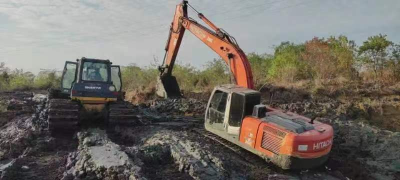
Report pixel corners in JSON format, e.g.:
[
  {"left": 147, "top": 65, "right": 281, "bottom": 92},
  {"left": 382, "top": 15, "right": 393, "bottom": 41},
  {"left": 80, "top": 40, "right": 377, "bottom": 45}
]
[{"left": 0, "top": 86, "right": 399, "bottom": 180}]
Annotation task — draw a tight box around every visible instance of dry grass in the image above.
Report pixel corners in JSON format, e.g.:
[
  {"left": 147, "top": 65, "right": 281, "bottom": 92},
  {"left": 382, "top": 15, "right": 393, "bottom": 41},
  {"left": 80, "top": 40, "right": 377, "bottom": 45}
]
[{"left": 125, "top": 85, "right": 157, "bottom": 104}]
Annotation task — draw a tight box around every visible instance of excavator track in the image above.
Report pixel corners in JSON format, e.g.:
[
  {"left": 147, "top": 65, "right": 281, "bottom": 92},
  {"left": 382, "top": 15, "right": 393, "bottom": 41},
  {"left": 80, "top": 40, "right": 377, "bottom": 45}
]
[
  {"left": 193, "top": 128, "right": 275, "bottom": 169},
  {"left": 108, "top": 101, "right": 143, "bottom": 126},
  {"left": 48, "top": 99, "right": 80, "bottom": 131}
]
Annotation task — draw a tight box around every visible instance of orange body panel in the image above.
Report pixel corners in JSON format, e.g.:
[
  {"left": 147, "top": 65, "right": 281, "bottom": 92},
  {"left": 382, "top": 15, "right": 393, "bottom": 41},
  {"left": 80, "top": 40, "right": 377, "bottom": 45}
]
[
  {"left": 240, "top": 109, "right": 333, "bottom": 160},
  {"left": 239, "top": 117, "right": 261, "bottom": 148}
]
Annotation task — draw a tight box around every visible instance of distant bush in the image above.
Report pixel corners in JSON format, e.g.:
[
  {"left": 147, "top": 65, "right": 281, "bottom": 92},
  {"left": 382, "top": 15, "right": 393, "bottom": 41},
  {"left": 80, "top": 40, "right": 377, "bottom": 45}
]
[
  {"left": 172, "top": 63, "right": 200, "bottom": 92},
  {"left": 268, "top": 42, "right": 309, "bottom": 82},
  {"left": 302, "top": 36, "right": 356, "bottom": 80},
  {"left": 247, "top": 53, "right": 272, "bottom": 88},
  {"left": 197, "top": 59, "right": 230, "bottom": 91},
  {"left": 121, "top": 60, "right": 231, "bottom": 93},
  {"left": 0, "top": 63, "right": 60, "bottom": 91},
  {"left": 1, "top": 34, "right": 399, "bottom": 94},
  {"left": 8, "top": 69, "right": 35, "bottom": 91},
  {"left": 121, "top": 64, "right": 158, "bottom": 91},
  {"left": 358, "top": 34, "right": 400, "bottom": 84},
  {"left": 34, "top": 71, "right": 61, "bottom": 89}
]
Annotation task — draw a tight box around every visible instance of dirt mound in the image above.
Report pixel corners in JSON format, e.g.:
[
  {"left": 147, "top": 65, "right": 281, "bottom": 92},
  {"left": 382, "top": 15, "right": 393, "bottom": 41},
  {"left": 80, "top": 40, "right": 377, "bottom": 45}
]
[
  {"left": 125, "top": 86, "right": 157, "bottom": 104},
  {"left": 0, "top": 92, "right": 42, "bottom": 162},
  {"left": 62, "top": 128, "right": 143, "bottom": 180},
  {"left": 183, "top": 91, "right": 211, "bottom": 102},
  {"left": 329, "top": 121, "right": 400, "bottom": 180}
]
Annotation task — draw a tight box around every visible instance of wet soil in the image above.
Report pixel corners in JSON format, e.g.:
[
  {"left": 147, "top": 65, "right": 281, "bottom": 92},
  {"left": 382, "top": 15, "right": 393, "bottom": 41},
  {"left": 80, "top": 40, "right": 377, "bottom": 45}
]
[
  {"left": 0, "top": 88, "right": 399, "bottom": 180},
  {"left": 3, "top": 133, "right": 78, "bottom": 180}
]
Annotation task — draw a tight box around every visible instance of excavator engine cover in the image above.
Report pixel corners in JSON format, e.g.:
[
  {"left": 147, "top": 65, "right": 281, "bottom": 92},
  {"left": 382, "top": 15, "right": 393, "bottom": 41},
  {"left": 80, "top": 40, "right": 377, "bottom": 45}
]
[{"left": 156, "top": 75, "right": 181, "bottom": 98}]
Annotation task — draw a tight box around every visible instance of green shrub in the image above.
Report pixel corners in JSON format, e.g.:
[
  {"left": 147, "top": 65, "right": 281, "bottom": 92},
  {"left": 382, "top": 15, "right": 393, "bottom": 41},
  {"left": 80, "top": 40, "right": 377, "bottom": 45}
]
[
  {"left": 121, "top": 64, "right": 158, "bottom": 91},
  {"left": 247, "top": 53, "right": 273, "bottom": 88},
  {"left": 34, "top": 71, "right": 61, "bottom": 89},
  {"left": 172, "top": 63, "right": 200, "bottom": 92},
  {"left": 197, "top": 59, "right": 230, "bottom": 91},
  {"left": 268, "top": 42, "right": 308, "bottom": 82},
  {"left": 7, "top": 70, "right": 35, "bottom": 91}
]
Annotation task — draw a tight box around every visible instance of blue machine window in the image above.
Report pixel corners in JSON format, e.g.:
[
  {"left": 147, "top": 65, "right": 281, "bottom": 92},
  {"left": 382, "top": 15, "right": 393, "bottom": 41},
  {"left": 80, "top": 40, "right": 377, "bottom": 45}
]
[{"left": 82, "top": 62, "right": 108, "bottom": 82}]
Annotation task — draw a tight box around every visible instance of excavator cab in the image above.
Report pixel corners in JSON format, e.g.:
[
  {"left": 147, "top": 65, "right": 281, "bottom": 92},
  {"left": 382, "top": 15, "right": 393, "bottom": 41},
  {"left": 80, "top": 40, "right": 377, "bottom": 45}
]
[
  {"left": 47, "top": 57, "right": 137, "bottom": 131},
  {"left": 205, "top": 85, "right": 261, "bottom": 138}
]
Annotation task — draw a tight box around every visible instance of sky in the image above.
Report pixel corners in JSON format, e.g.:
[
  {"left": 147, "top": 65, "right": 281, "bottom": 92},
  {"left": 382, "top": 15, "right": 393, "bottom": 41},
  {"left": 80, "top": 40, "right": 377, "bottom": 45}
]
[{"left": 0, "top": 0, "right": 399, "bottom": 73}]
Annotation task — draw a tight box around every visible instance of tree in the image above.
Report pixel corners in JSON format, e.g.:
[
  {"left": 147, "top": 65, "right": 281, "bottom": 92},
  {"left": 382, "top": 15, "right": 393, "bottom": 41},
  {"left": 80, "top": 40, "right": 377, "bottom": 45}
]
[
  {"left": 302, "top": 37, "right": 335, "bottom": 79},
  {"left": 197, "top": 59, "right": 230, "bottom": 90},
  {"left": 387, "top": 43, "right": 400, "bottom": 80},
  {"left": 247, "top": 53, "right": 272, "bottom": 88},
  {"left": 328, "top": 35, "right": 357, "bottom": 78},
  {"left": 268, "top": 42, "right": 308, "bottom": 82},
  {"left": 359, "top": 34, "right": 393, "bottom": 80}
]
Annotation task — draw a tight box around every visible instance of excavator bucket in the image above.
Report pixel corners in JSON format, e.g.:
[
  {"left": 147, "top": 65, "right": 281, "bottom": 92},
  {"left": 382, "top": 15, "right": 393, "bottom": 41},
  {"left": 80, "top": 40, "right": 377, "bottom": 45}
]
[{"left": 156, "top": 75, "right": 182, "bottom": 98}]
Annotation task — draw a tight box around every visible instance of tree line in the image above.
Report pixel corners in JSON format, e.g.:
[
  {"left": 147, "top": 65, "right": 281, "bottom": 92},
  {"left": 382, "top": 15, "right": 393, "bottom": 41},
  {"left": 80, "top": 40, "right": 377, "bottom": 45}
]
[{"left": 0, "top": 34, "right": 398, "bottom": 92}]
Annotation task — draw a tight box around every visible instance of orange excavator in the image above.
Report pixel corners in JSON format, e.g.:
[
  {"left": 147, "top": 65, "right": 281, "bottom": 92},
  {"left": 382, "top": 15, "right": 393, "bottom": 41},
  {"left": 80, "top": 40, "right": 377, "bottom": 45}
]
[{"left": 157, "top": 1, "right": 333, "bottom": 169}]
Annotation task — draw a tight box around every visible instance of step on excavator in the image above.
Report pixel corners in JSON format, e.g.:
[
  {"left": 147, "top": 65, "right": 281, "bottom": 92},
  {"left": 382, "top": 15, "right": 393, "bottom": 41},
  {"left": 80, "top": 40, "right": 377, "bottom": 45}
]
[
  {"left": 47, "top": 57, "right": 139, "bottom": 131},
  {"left": 157, "top": 1, "right": 334, "bottom": 169}
]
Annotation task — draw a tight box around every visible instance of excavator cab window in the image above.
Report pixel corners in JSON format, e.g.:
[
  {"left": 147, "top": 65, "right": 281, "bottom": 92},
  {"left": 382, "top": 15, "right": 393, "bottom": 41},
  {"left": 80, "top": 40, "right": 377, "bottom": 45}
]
[
  {"left": 111, "top": 66, "right": 122, "bottom": 92},
  {"left": 208, "top": 90, "right": 228, "bottom": 125},
  {"left": 244, "top": 94, "right": 261, "bottom": 116},
  {"left": 82, "top": 62, "right": 108, "bottom": 82},
  {"left": 228, "top": 93, "right": 245, "bottom": 127},
  {"left": 228, "top": 93, "right": 261, "bottom": 127},
  {"left": 61, "top": 62, "right": 77, "bottom": 93}
]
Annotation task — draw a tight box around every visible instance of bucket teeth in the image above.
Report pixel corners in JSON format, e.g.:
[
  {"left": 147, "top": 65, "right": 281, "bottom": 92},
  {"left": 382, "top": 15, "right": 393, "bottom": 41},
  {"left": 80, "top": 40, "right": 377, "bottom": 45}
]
[{"left": 47, "top": 99, "right": 79, "bottom": 131}]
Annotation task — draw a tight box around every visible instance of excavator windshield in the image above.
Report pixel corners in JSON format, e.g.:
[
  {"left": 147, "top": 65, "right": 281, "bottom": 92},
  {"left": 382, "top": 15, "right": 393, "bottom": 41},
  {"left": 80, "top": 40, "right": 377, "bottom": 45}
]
[{"left": 82, "top": 62, "right": 109, "bottom": 82}]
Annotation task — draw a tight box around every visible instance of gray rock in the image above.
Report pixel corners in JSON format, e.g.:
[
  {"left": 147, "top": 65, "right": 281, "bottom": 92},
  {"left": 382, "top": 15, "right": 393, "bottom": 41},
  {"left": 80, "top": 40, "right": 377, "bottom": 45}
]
[{"left": 32, "top": 94, "right": 47, "bottom": 103}]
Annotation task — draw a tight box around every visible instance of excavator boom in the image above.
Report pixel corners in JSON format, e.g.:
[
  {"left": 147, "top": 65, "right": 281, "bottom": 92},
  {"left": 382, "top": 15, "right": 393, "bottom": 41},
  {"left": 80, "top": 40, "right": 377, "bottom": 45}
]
[{"left": 157, "top": 1, "right": 254, "bottom": 98}]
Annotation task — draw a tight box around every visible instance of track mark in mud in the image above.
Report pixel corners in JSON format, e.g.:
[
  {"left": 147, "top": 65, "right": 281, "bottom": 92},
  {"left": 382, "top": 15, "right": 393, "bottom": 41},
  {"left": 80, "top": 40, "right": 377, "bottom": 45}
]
[
  {"left": 138, "top": 145, "right": 194, "bottom": 180},
  {"left": 107, "top": 126, "right": 195, "bottom": 180},
  {"left": 2, "top": 133, "right": 78, "bottom": 180}
]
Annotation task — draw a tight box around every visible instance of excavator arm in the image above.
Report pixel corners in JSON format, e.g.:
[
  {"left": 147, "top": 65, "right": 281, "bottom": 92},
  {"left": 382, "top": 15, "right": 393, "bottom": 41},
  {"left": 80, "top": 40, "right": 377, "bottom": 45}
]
[{"left": 157, "top": 1, "right": 254, "bottom": 98}]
